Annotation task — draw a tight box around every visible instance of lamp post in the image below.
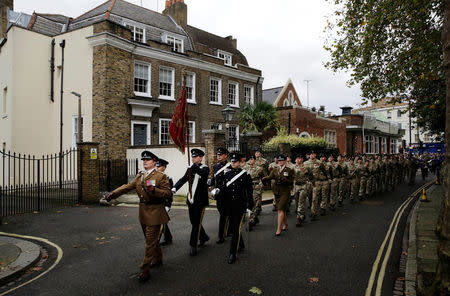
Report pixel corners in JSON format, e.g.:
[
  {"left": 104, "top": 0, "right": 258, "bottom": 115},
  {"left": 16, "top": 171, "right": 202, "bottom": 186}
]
[
  {"left": 71, "top": 91, "right": 82, "bottom": 144},
  {"left": 221, "top": 104, "right": 236, "bottom": 149}
]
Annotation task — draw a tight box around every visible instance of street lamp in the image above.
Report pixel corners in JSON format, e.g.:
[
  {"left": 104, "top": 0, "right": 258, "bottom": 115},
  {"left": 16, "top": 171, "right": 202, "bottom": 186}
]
[
  {"left": 221, "top": 104, "right": 236, "bottom": 149},
  {"left": 71, "top": 91, "right": 82, "bottom": 145}
]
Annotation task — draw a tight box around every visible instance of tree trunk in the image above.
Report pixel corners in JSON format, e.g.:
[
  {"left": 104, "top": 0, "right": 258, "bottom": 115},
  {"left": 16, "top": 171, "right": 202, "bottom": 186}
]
[{"left": 433, "top": 1, "right": 450, "bottom": 295}]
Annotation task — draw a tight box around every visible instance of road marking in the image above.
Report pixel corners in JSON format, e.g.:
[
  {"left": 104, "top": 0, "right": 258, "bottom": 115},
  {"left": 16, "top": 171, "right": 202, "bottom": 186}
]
[
  {"left": 365, "top": 181, "right": 433, "bottom": 296},
  {"left": 0, "top": 232, "right": 63, "bottom": 296}
]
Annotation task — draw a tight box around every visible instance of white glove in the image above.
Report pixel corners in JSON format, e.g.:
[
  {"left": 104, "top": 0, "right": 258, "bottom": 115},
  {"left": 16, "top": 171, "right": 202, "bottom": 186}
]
[
  {"left": 165, "top": 206, "right": 170, "bottom": 213},
  {"left": 99, "top": 197, "right": 110, "bottom": 206},
  {"left": 171, "top": 188, "right": 177, "bottom": 194},
  {"left": 246, "top": 209, "right": 252, "bottom": 217},
  {"left": 211, "top": 188, "right": 220, "bottom": 196}
]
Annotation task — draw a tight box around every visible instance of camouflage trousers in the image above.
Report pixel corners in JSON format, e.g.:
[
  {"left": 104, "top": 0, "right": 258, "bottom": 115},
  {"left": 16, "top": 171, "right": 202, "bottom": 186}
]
[
  {"left": 294, "top": 183, "right": 308, "bottom": 220},
  {"left": 350, "top": 177, "right": 359, "bottom": 200},
  {"left": 338, "top": 178, "right": 347, "bottom": 202},
  {"left": 312, "top": 180, "right": 329, "bottom": 211},
  {"left": 359, "top": 176, "right": 367, "bottom": 197},
  {"left": 329, "top": 179, "right": 340, "bottom": 206},
  {"left": 385, "top": 174, "right": 392, "bottom": 191},
  {"left": 250, "top": 183, "right": 263, "bottom": 223}
]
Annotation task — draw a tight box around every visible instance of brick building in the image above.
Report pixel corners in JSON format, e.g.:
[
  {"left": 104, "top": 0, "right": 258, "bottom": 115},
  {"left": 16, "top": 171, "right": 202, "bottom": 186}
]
[
  {"left": 334, "top": 106, "right": 405, "bottom": 155},
  {"left": 0, "top": 0, "right": 263, "bottom": 159},
  {"left": 262, "top": 79, "right": 347, "bottom": 154}
]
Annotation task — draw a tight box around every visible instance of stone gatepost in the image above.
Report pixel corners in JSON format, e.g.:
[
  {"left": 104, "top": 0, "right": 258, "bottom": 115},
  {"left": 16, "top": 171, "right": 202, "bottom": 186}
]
[
  {"left": 202, "top": 130, "right": 226, "bottom": 167},
  {"left": 77, "top": 142, "right": 100, "bottom": 203},
  {"left": 241, "top": 131, "right": 263, "bottom": 155}
]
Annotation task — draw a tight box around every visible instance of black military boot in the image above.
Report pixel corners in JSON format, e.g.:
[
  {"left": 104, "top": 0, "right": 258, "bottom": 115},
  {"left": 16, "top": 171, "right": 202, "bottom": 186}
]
[
  {"left": 190, "top": 246, "right": 197, "bottom": 256},
  {"left": 296, "top": 217, "right": 303, "bottom": 227},
  {"left": 228, "top": 254, "right": 236, "bottom": 264}
]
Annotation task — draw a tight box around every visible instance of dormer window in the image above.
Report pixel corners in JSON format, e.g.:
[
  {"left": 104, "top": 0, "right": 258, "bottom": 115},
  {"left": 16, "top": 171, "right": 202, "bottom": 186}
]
[
  {"left": 166, "top": 35, "right": 184, "bottom": 53},
  {"left": 217, "top": 50, "right": 232, "bottom": 66},
  {"left": 126, "top": 24, "right": 145, "bottom": 43}
]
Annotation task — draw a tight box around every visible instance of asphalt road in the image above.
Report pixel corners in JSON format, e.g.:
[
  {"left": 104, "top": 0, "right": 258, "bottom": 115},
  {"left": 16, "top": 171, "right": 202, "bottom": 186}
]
[{"left": 0, "top": 174, "right": 432, "bottom": 296}]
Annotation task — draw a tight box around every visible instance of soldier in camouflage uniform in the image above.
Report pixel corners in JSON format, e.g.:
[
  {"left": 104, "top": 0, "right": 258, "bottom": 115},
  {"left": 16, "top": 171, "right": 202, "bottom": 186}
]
[
  {"left": 286, "top": 156, "right": 295, "bottom": 211},
  {"left": 253, "top": 147, "right": 268, "bottom": 212},
  {"left": 319, "top": 155, "right": 331, "bottom": 215},
  {"left": 337, "top": 155, "right": 348, "bottom": 206},
  {"left": 246, "top": 155, "right": 265, "bottom": 229},
  {"left": 407, "top": 155, "right": 418, "bottom": 185},
  {"left": 293, "top": 155, "right": 309, "bottom": 226},
  {"left": 365, "top": 158, "right": 375, "bottom": 198},
  {"left": 268, "top": 156, "right": 279, "bottom": 212},
  {"left": 347, "top": 157, "right": 360, "bottom": 203},
  {"left": 328, "top": 155, "right": 340, "bottom": 211},
  {"left": 384, "top": 155, "right": 393, "bottom": 191},
  {"left": 305, "top": 152, "right": 329, "bottom": 219},
  {"left": 359, "top": 158, "right": 369, "bottom": 199}
]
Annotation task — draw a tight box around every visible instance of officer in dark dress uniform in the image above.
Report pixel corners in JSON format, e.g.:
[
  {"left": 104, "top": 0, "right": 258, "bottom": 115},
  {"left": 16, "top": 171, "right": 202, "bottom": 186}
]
[
  {"left": 209, "top": 147, "right": 231, "bottom": 244},
  {"left": 172, "top": 148, "right": 210, "bottom": 256},
  {"left": 156, "top": 158, "right": 173, "bottom": 246},
  {"left": 219, "top": 152, "right": 254, "bottom": 264}
]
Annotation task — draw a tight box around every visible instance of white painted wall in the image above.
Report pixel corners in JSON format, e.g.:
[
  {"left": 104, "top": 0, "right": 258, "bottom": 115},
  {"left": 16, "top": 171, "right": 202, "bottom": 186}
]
[
  {"left": 0, "top": 25, "right": 93, "bottom": 156},
  {"left": 0, "top": 26, "right": 14, "bottom": 153},
  {"left": 127, "top": 146, "right": 206, "bottom": 195}
]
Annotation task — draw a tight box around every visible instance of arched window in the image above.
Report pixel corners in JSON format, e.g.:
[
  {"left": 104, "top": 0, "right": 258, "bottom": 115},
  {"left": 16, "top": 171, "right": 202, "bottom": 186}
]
[
  {"left": 299, "top": 131, "right": 311, "bottom": 138},
  {"left": 288, "top": 91, "right": 294, "bottom": 105},
  {"left": 283, "top": 99, "right": 290, "bottom": 106}
]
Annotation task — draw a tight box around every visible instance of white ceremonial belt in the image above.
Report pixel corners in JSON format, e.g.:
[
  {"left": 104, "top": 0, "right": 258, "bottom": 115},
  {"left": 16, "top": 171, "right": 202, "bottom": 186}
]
[{"left": 226, "top": 170, "right": 246, "bottom": 187}]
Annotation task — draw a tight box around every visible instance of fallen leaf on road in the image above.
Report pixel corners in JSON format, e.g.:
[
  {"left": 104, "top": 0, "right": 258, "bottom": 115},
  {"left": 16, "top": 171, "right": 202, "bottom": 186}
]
[
  {"left": 56, "top": 211, "right": 63, "bottom": 213},
  {"left": 309, "top": 277, "right": 319, "bottom": 283},
  {"left": 72, "top": 245, "right": 78, "bottom": 248},
  {"left": 342, "top": 212, "right": 347, "bottom": 216},
  {"left": 398, "top": 277, "right": 405, "bottom": 281},
  {"left": 99, "top": 241, "right": 110, "bottom": 245},
  {"left": 352, "top": 245, "right": 356, "bottom": 248},
  {"left": 122, "top": 227, "right": 132, "bottom": 231},
  {"left": 30, "top": 267, "right": 43, "bottom": 272},
  {"left": 249, "top": 287, "right": 262, "bottom": 294},
  {"left": 33, "top": 211, "right": 39, "bottom": 214},
  {"left": 3, "top": 222, "right": 7, "bottom": 225},
  {"left": 402, "top": 251, "right": 408, "bottom": 256},
  {"left": 42, "top": 255, "right": 48, "bottom": 259}
]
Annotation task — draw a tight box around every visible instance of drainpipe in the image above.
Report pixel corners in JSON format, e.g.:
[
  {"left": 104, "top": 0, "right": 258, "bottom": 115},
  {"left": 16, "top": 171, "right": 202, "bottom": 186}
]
[
  {"left": 59, "top": 39, "right": 65, "bottom": 189},
  {"left": 50, "top": 39, "right": 55, "bottom": 102}
]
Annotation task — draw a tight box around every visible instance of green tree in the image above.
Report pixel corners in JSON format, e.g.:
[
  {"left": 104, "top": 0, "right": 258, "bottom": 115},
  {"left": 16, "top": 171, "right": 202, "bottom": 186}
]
[
  {"left": 239, "top": 102, "right": 279, "bottom": 132},
  {"left": 324, "top": 0, "right": 445, "bottom": 136}
]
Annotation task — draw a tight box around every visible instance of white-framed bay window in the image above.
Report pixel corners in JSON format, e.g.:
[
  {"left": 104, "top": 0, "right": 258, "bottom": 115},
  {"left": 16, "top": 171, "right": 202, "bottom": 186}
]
[
  {"left": 228, "top": 81, "right": 239, "bottom": 107},
  {"left": 183, "top": 72, "right": 196, "bottom": 103},
  {"left": 244, "top": 85, "right": 254, "bottom": 105},
  {"left": 374, "top": 136, "right": 380, "bottom": 154},
  {"left": 72, "top": 115, "right": 84, "bottom": 148},
  {"left": 159, "top": 119, "right": 173, "bottom": 145},
  {"left": 159, "top": 66, "right": 175, "bottom": 100},
  {"left": 134, "top": 61, "right": 151, "bottom": 97},
  {"left": 381, "top": 137, "right": 387, "bottom": 154},
  {"left": 210, "top": 77, "right": 222, "bottom": 105},
  {"left": 131, "top": 120, "right": 151, "bottom": 146}
]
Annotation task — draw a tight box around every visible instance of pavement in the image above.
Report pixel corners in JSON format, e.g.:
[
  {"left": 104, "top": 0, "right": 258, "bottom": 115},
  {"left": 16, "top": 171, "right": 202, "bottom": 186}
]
[
  {"left": 0, "top": 177, "right": 444, "bottom": 295},
  {"left": 405, "top": 182, "right": 444, "bottom": 296}
]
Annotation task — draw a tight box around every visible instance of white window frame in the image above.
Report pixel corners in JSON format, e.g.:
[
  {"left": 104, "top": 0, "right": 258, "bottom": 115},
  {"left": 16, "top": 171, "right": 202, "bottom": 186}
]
[
  {"left": 324, "top": 130, "right": 337, "bottom": 148},
  {"left": 210, "top": 77, "right": 222, "bottom": 105},
  {"left": 381, "top": 137, "right": 387, "bottom": 154},
  {"left": 166, "top": 35, "right": 184, "bottom": 53},
  {"left": 374, "top": 136, "right": 380, "bottom": 154},
  {"left": 131, "top": 120, "right": 151, "bottom": 146},
  {"left": 244, "top": 85, "right": 255, "bottom": 105},
  {"left": 386, "top": 110, "right": 392, "bottom": 119},
  {"left": 71, "top": 115, "right": 84, "bottom": 148},
  {"left": 159, "top": 118, "right": 173, "bottom": 145},
  {"left": 227, "top": 81, "right": 239, "bottom": 107},
  {"left": 187, "top": 121, "right": 195, "bottom": 144},
  {"left": 391, "top": 138, "right": 397, "bottom": 154},
  {"left": 365, "top": 135, "right": 374, "bottom": 154},
  {"left": 159, "top": 66, "right": 175, "bottom": 101},
  {"left": 210, "top": 123, "right": 223, "bottom": 130},
  {"left": 217, "top": 50, "right": 232, "bottom": 66},
  {"left": 397, "top": 110, "right": 402, "bottom": 118},
  {"left": 126, "top": 24, "right": 146, "bottom": 43},
  {"left": 227, "top": 125, "right": 240, "bottom": 151},
  {"left": 134, "top": 61, "right": 151, "bottom": 97},
  {"left": 183, "top": 72, "right": 196, "bottom": 104}
]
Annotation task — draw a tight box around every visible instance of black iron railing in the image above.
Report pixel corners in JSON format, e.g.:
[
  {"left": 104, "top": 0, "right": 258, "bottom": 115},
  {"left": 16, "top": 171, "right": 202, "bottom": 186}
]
[
  {"left": 99, "top": 159, "right": 139, "bottom": 192},
  {"left": 0, "top": 149, "right": 78, "bottom": 218}
]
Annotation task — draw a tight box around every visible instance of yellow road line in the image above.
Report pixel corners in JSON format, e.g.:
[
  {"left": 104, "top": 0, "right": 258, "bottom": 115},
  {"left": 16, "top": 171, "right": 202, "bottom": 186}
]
[{"left": 0, "top": 232, "right": 63, "bottom": 296}]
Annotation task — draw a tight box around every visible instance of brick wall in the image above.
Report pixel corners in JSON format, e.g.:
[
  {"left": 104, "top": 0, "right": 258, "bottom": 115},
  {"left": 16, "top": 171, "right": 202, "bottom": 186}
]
[
  {"left": 0, "top": 0, "right": 13, "bottom": 38},
  {"left": 277, "top": 107, "right": 347, "bottom": 154},
  {"left": 274, "top": 83, "right": 301, "bottom": 108},
  {"left": 77, "top": 142, "right": 100, "bottom": 203}
]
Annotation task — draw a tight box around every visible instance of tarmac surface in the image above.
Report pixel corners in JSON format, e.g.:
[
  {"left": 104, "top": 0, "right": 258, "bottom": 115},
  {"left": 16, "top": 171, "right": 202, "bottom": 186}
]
[{"left": 0, "top": 174, "right": 440, "bottom": 296}]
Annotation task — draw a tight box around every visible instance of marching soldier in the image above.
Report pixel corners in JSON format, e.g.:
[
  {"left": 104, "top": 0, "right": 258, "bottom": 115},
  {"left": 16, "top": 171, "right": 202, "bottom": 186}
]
[
  {"left": 156, "top": 158, "right": 173, "bottom": 246},
  {"left": 268, "top": 156, "right": 279, "bottom": 212},
  {"left": 319, "top": 154, "right": 331, "bottom": 215},
  {"left": 348, "top": 157, "right": 360, "bottom": 203},
  {"left": 328, "top": 155, "right": 340, "bottom": 211},
  {"left": 294, "top": 155, "right": 309, "bottom": 226},
  {"left": 304, "top": 151, "right": 325, "bottom": 220},
  {"left": 358, "top": 158, "right": 369, "bottom": 200},
  {"left": 172, "top": 148, "right": 210, "bottom": 256},
  {"left": 407, "top": 155, "right": 418, "bottom": 185},
  {"left": 209, "top": 147, "right": 231, "bottom": 244},
  {"left": 263, "top": 154, "right": 294, "bottom": 235},
  {"left": 337, "top": 155, "right": 348, "bottom": 206},
  {"left": 219, "top": 152, "right": 254, "bottom": 264},
  {"left": 104, "top": 151, "right": 171, "bottom": 282},
  {"left": 246, "top": 155, "right": 265, "bottom": 230}
]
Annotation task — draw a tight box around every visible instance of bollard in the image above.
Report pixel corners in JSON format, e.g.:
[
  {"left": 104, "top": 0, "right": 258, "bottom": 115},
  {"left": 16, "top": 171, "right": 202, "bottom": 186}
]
[
  {"left": 420, "top": 188, "right": 429, "bottom": 202},
  {"left": 435, "top": 176, "right": 440, "bottom": 185}
]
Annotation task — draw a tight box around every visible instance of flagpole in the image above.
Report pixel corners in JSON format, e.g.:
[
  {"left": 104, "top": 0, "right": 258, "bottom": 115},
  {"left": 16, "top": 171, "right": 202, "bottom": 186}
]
[{"left": 182, "top": 70, "right": 193, "bottom": 201}]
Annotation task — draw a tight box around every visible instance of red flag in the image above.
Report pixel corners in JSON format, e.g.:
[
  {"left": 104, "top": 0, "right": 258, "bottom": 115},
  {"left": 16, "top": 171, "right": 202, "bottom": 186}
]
[{"left": 169, "top": 80, "right": 188, "bottom": 153}]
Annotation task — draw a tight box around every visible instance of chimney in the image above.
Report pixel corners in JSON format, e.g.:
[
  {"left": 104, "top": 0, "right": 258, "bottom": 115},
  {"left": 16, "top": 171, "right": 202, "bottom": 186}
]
[
  {"left": 0, "top": 0, "right": 14, "bottom": 38},
  {"left": 225, "top": 35, "right": 237, "bottom": 49},
  {"left": 340, "top": 106, "right": 353, "bottom": 115},
  {"left": 163, "top": 0, "right": 187, "bottom": 28}
]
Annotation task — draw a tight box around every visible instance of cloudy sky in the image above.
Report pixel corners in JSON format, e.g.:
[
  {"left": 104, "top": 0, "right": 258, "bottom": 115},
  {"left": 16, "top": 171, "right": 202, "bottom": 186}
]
[{"left": 15, "top": 0, "right": 363, "bottom": 114}]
